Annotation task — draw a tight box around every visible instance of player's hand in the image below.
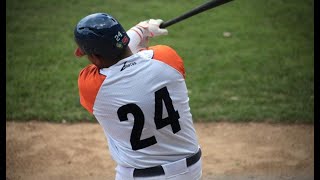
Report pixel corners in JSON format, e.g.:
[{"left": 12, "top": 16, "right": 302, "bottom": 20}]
[
  {"left": 127, "top": 19, "right": 168, "bottom": 53},
  {"left": 135, "top": 19, "right": 168, "bottom": 37}
]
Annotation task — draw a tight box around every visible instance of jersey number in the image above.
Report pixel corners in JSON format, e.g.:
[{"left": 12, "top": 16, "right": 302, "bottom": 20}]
[{"left": 117, "top": 87, "right": 181, "bottom": 150}]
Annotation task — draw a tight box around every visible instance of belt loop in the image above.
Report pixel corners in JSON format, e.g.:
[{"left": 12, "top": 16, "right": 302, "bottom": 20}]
[{"left": 162, "top": 158, "right": 188, "bottom": 178}]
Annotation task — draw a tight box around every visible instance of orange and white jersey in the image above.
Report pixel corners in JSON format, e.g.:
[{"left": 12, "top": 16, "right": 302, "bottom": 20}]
[{"left": 78, "top": 45, "right": 199, "bottom": 169}]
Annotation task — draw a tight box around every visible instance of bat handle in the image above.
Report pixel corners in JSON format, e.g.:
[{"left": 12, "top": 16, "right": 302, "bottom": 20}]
[
  {"left": 159, "top": 22, "right": 167, "bottom": 29},
  {"left": 159, "top": 20, "right": 176, "bottom": 29}
]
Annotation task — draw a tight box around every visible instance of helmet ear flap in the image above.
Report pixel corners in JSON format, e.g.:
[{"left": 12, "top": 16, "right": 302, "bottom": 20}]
[{"left": 74, "top": 47, "right": 85, "bottom": 57}]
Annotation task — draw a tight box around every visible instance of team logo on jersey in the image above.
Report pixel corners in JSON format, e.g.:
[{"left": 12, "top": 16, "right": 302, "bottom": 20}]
[{"left": 121, "top": 61, "right": 136, "bottom": 71}]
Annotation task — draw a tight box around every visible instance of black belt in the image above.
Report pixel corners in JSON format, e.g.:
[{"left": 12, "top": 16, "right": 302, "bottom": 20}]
[{"left": 133, "top": 148, "right": 202, "bottom": 177}]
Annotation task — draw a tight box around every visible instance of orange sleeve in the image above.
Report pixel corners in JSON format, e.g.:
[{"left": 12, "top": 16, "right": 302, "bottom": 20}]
[
  {"left": 78, "top": 64, "right": 106, "bottom": 114},
  {"left": 147, "top": 45, "right": 186, "bottom": 78}
]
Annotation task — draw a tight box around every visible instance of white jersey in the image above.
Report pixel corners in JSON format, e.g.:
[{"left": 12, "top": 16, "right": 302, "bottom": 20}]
[{"left": 78, "top": 45, "right": 199, "bottom": 169}]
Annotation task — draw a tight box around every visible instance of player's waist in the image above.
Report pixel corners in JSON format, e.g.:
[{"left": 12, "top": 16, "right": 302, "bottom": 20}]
[{"left": 132, "top": 148, "right": 202, "bottom": 177}]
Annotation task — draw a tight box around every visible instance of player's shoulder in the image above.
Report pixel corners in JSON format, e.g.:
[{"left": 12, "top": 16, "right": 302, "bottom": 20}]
[
  {"left": 79, "top": 64, "right": 100, "bottom": 76},
  {"left": 148, "top": 45, "right": 180, "bottom": 57},
  {"left": 78, "top": 64, "right": 106, "bottom": 114},
  {"left": 78, "top": 64, "right": 106, "bottom": 80},
  {"left": 147, "top": 45, "right": 185, "bottom": 78}
]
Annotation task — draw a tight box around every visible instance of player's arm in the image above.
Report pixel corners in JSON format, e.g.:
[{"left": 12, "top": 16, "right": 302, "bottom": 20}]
[{"left": 126, "top": 19, "right": 168, "bottom": 53}]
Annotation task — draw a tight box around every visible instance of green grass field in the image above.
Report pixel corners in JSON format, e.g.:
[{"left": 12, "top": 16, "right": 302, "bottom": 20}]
[{"left": 6, "top": 0, "right": 314, "bottom": 123}]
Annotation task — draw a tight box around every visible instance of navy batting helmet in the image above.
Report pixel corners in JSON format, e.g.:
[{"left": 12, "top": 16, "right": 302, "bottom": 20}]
[{"left": 74, "top": 13, "right": 130, "bottom": 60}]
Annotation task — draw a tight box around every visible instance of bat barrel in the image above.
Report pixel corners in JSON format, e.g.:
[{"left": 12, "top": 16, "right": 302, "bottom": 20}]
[{"left": 159, "top": 0, "right": 233, "bottom": 28}]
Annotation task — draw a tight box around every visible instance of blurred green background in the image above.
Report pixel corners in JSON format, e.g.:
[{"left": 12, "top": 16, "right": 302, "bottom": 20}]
[{"left": 6, "top": 0, "right": 314, "bottom": 123}]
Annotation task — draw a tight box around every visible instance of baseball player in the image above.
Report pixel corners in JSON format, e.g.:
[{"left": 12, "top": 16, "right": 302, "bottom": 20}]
[{"left": 73, "top": 12, "right": 202, "bottom": 180}]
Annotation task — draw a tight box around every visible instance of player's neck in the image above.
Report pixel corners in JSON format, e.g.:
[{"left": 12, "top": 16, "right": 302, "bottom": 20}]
[
  {"left": 98, "top": 48, "right": 133, "bottom": 69},
  {"left": 117, "top": 48, "right": 133, "bottom": 61}
]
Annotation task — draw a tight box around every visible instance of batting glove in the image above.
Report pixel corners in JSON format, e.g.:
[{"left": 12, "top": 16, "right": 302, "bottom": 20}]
[
  {"left": 134, "top": 19, "right": 168, "bottom": 37},
  {"left": 127, "top": 19, "right": 168, "bottom": 53}
]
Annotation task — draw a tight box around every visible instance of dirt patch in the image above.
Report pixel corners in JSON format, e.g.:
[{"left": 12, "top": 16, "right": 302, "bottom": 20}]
[{"left": 6, "top": 121, "right": 314, "bottom": 180}]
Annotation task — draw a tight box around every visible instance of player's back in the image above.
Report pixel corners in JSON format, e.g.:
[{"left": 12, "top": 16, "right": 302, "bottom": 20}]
[{"left": 79, "top": 45, "right": 199, "bottom": 169}]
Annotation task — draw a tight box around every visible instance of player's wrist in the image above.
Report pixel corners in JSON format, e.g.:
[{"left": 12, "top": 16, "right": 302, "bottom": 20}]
[
  {"left": 129, "top": 26, "right": 145, "bottom": 40},
  {"left": 135, "top": 24, "right": 152, "bottom": 38}
]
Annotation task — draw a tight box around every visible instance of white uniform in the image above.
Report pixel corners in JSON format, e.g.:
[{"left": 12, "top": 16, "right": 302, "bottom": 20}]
[{"left": 78, "top": 45, "right": 201, "bottom": 179}]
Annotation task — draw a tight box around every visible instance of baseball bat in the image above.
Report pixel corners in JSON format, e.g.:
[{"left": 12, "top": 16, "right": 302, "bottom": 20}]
[{"left": 159, "top": 0, "right": 234, "bottom": 28}]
